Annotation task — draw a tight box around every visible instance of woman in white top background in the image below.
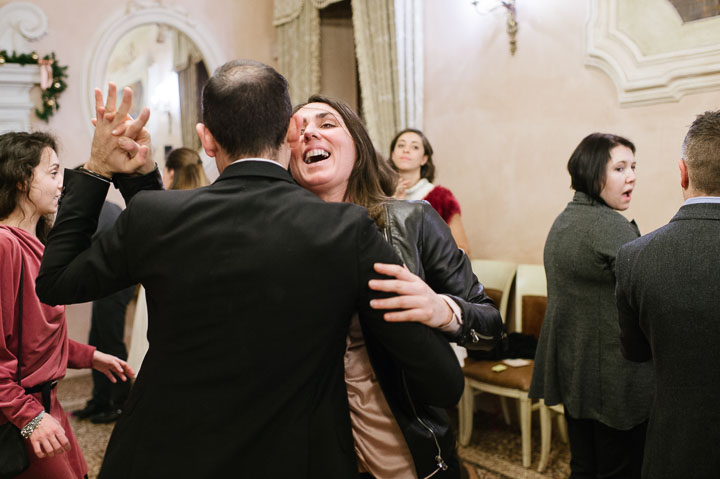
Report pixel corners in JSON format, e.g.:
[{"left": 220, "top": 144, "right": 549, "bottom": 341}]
[{"left": 389, "top": 128, "right": 471, "bottom": 255}]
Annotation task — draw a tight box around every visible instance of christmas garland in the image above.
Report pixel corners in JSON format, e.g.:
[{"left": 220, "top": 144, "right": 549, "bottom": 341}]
[{"left": 0, "top": 50, "right": 68, "bottom": 122}]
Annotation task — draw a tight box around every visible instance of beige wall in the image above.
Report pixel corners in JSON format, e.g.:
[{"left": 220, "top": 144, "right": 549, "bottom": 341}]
[
  {"left": 2, "top": 0, "right": 275, "bottom": 362},
  {"left": 424, "top": 0, "right": 720, "bottom": 264}
]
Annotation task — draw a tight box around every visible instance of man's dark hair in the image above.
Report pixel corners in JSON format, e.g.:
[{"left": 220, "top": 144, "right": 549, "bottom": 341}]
[
  {"left": 202, "top": 59, "right": 292, "bottom": 159},
  {"left": 567, "top": 132, "right": 635, "bottom": 201},
  {"left": 682, "top": 110, "right": 720, "bottom": 195}
]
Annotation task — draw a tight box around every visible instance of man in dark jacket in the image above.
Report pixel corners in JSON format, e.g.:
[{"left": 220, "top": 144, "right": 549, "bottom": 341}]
[
  {"left": 73, "top": 201, "right": 135, "bottom": 423},
  {"left": 36, "top": 60, "right": 463, "bottom": 479},
  {"left": 616, "top": 110, "right": 720, "bottom": 479}
]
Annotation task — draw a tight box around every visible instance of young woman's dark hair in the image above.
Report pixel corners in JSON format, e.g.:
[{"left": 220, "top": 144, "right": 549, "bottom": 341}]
[
  {"left": 389, "top": 128, "right": 436, "bottom": 182},
  {"left": 292, "top": 94, "right": 391, "bottom": 226},
  {"left": 567, "top": 133, "right": 636, "bottom": 202},
  {"left": 165, "top": 147, "right": 210, "bottom": 190},
  {"left": 0, "top": 131, "right": 58, "bottom": 243}
]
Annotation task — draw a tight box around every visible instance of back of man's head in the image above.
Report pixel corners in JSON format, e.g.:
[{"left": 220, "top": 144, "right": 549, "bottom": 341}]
[
  {"left": 682, "top": 110, "right": 720, "bottom": 196},
  {"left": 202, "top": 59, "right": 291, "bottom": 159}
]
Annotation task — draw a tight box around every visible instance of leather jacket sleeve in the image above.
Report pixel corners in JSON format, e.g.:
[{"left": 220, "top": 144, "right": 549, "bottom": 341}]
[{"left": 384, "top": 200, "right": 503, "bottom": 351}]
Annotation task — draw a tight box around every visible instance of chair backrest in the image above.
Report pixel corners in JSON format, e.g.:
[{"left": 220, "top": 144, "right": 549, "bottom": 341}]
[
  {"left": 470, "top": 259, "right": 517, "bottom": 323},
  {"left": 513, "top": 264, "right": 547, "bottom": 338}
]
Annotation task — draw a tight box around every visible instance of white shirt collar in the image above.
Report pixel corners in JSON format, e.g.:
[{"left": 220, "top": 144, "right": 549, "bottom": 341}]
[
  {"left": 229, "top": 157, "right": 284, "bottom": 168},
  {"left": 683, "top": 196, "right": 720, "bottom": 206}
]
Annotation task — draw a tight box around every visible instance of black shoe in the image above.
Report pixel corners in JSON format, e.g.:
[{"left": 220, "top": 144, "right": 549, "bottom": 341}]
[
  {"left": 73, "top": 400, "right": 108, "bottom": 419},
  {"left": 90, "top": 408, "right": 122, "bottom": 424}
]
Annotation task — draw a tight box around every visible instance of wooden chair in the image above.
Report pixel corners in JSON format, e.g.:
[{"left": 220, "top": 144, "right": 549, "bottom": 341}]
[
  {"left": 459, "top": 263, "right": 546, "bottom": 468},
  {"left": 466, "top": 259, "right": 517, "bottom": 426},
  {"left": 469, "top": 259, "right": 516, "bottom": 320},
  {"left": 514, "top": 265, "right": 568, "bottom": 473},
  {"left": 457, "top": 261, "right": 516, "bottom": 452}
]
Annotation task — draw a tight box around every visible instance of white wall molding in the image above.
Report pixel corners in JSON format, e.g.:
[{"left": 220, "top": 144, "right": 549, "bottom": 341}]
[
  {"left": 0, "top": 1, "right": 48, "bottom": 52},
  {"left": 586, "top": 0, "right": 720, "bottom": 106},
  {"left": 0, "top": 64, "right": 41, "bottom": 133},
  {"left": 82, "top": 1, "right": 224, "bottom": 137},
  {"left": 0, "top": 2, "right": 47, "bottom": 132}
]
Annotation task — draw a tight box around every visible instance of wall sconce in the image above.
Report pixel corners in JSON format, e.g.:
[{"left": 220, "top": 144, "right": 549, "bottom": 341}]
[{"left": 471, "top": 0, "right": 518, "bottom": 55}]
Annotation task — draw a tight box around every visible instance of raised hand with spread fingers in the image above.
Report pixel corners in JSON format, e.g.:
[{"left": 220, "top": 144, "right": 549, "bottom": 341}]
[{"left": 85, "top": 82, "right": 153, "bottom": 177}]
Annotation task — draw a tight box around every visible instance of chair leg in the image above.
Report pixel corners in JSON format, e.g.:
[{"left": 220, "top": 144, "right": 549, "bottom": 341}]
[
  {"left": 516, "top": 398, "right": 523, "bottom": 428},
  {"left": 458, "top": 383, "right": 474, "bottom": 446},
  {"left": 500, "top": 396, "right": 511, "bottom": 425},
  {"left": 519, "top": 396, "right": 532, "bottom": 468},
  {"left": 537, "top": 401, "right": 551, "bottom": 473},
  {"left": 556, "top": 411, "right": 568, "bottom": 443}
]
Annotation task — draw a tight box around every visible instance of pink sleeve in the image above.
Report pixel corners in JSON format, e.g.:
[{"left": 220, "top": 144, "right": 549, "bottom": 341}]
[
  {"left": 0, "top": 234, "right": 44, "bottom": 428},
  {"left": 67, "top": 339, "right": 95, "bottom": 369}
]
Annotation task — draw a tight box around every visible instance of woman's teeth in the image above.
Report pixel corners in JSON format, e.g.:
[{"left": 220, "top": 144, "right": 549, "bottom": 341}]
[{"left": 304, "top": 149, "right": 330, "bottom": 164}]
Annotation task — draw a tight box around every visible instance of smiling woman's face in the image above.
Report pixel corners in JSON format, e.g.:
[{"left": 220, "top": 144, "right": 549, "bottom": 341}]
[{"left": 289, "top": 102, "right": 356, "bottom": 202}]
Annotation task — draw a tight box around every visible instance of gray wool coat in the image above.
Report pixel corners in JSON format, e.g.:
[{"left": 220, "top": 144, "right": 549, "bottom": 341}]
[
  {"left": 529, "top": 191, "right": 654, "bottom": 429},
  {"left": 617, "top": 202, "right": 720, "bottom": 479}
]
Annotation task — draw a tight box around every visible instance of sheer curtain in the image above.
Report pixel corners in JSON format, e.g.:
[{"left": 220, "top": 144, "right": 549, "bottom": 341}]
[
  {"left": 393, "top": 0, "right": 423, "bottom": 132},
  {"left": 274, "top": 0, "right": 345, "bottom": 105},
  {"left": 173, "top": 30, "right": 204, "bottom": 151},
  {"left": 351, "top": 0, "right": 398, "bottom": 154}
]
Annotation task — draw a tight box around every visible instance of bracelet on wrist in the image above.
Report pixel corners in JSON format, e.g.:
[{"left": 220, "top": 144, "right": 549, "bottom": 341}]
[
  {"left": 21, "top": 411, "right": 44, "bottom": 439},
  {"left": 78, "top": 166, "right": 112, "bottom": 184}
]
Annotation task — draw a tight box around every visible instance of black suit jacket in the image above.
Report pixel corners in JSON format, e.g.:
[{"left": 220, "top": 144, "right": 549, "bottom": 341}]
[
  {"left": 37, "top": 160, "right": 464, "bottom": 479},
  {"left": 616, "top": 202, "right": 720, "bottom": 479}
]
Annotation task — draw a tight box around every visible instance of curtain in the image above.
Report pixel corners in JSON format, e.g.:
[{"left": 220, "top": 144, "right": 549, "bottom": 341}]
[
  {"left": 274, "top": 0, "right": 346, "bottom": 105},
  {"left": 393, "top": 0, "right": 423, "bottom": 131},
  {"left": 174, "top": 31, "right": 204, "bottom": 151},
  {"left": 274, "top": 0, "right": 423, "bottom": 152},
  {"left": 351, "top": 0, "right": 399, "bottom": 154}
]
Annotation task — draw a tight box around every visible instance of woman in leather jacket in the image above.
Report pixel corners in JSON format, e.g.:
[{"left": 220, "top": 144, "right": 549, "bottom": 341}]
[{"left": 290, "top": 95, "right": 503, "bottom": 479}]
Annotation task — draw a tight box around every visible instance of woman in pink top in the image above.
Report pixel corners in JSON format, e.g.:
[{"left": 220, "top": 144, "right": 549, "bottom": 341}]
[{"left": 0, "top": 132, "right": 133, "bottom": 479}]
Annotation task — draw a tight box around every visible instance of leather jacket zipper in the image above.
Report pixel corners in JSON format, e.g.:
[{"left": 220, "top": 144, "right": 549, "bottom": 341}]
[
  {"left": 402, "top": 372, "right": 448, "bottom": 476},
  {"left": 385, "top": 205, "right": 448, "bottom": 477}
]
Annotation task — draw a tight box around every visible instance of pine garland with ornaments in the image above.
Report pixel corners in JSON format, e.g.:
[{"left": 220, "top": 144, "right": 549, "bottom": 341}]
[{"left": 0, "top": 50, "right": 68, "bottom": 122}]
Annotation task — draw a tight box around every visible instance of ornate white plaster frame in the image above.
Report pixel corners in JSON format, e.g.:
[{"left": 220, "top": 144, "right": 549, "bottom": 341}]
[
  {"left": 0, "top": 1, "right": 48, "bottom": 133},
  {"left": 82, "top": 1, "right": 224, "bottom": 137},
  {"left": 586, "top": 0, "right": 720, "bottom": 106}
]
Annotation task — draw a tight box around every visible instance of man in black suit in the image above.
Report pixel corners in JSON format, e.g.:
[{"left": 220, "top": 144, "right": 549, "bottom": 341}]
[
  {"left": 36, "top": 60, "right": 463, "bottom": 478},
  {"left": 73, "top": 200, "right": 135, "bottom": 424},
  {"left": 616, "top": 110, "right": 720, "bottom": 479}
]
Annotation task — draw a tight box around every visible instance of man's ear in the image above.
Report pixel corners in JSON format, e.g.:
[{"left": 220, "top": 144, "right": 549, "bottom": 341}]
[
  {"left": 196, "top": 123, "right": 218, "bottom": 158},
  {"left": 679, "top": 158, "right": 690, "bottom": 190}
]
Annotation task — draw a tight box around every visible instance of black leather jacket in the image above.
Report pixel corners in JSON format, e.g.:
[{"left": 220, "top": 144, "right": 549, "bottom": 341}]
[{"left": 361, "top": 199, "right": 503, "bottom": 479}]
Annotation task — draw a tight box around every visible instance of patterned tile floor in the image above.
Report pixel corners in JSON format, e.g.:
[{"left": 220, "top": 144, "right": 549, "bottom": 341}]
[{"left": 58, "top": 374, "right": 571, "bottom": 479}]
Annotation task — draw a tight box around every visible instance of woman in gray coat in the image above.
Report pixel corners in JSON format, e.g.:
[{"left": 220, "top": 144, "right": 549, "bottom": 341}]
[{"left": 529, "top": 133, "right": 654, "bottom": 478}]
